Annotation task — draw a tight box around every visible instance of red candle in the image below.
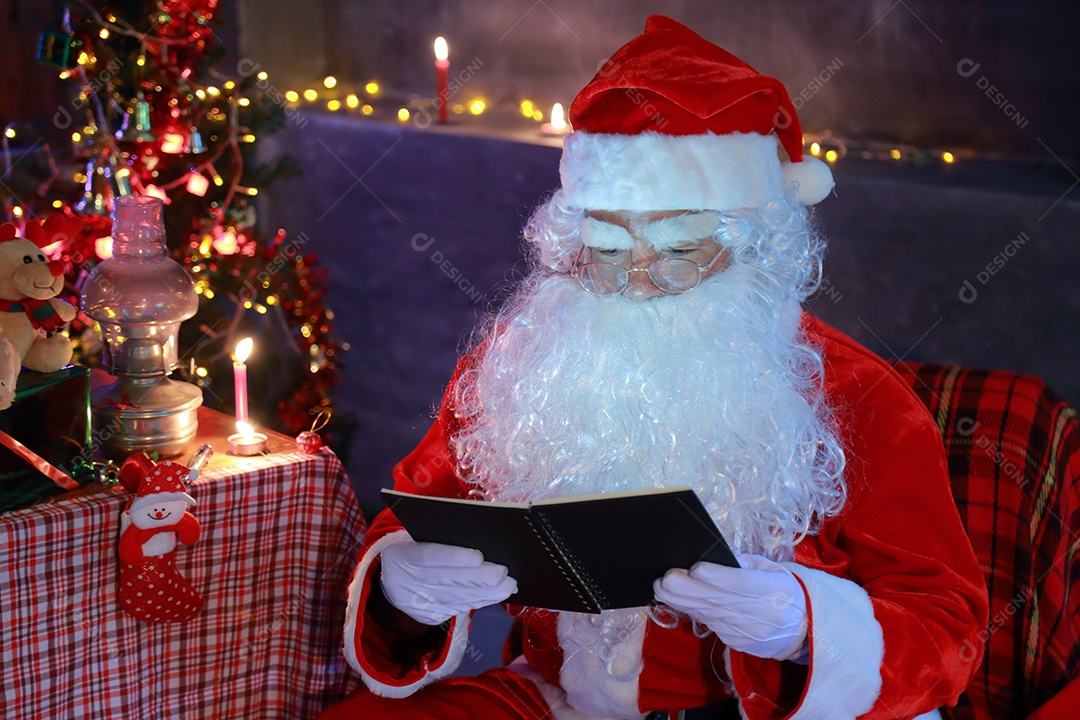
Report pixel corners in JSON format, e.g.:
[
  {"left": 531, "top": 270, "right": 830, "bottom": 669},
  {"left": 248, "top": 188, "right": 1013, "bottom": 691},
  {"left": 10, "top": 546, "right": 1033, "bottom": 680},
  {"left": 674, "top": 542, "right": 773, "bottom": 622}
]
[
  {"left": 233, "top": 337, "right": 252, "bottom": 423},
  {"left": 434, "top": 36, "right": 449, "bottom": 124}
]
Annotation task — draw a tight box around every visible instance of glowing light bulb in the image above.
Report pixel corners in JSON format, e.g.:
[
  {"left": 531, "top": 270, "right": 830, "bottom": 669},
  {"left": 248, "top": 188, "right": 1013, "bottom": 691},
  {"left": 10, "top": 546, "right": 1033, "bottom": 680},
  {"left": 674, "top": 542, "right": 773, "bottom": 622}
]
[
  {"left": 434, "top": 37, "right": 448, "bottom": 62},
  {"left": 323, "top": 76, "right": 337, "bottom": 89}
]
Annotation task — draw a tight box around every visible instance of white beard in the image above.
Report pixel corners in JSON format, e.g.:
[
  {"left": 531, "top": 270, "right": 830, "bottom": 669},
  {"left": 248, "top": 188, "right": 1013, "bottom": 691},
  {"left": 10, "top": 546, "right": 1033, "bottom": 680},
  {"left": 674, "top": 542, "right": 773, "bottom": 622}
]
[{"left": 451, "top": 262, "right": 845, "bottom": 561}]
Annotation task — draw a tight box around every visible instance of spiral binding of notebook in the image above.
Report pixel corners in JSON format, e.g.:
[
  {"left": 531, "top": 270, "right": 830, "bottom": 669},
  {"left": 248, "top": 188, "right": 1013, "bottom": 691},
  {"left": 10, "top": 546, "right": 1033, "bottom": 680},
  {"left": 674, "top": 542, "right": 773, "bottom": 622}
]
[{"left": 526, "top": 511, "right": 608, "bottom": 612}]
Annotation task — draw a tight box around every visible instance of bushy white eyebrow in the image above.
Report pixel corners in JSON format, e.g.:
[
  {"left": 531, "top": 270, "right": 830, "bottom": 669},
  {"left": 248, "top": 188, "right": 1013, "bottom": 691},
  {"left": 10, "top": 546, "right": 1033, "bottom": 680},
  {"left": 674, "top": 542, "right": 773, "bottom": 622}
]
[
  {"left": 580, "top": 216, "right": 634, "bottom": 250},
  {"left": 637, "top": 212, "right": 721, "bottom": 250}
]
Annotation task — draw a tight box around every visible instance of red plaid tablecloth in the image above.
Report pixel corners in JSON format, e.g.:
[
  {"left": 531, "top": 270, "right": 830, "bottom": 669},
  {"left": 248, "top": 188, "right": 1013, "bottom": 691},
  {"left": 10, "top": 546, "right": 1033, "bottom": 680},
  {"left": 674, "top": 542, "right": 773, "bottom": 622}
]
[{"left": 1, "top": 447, "right": 366, "bottom": 719}]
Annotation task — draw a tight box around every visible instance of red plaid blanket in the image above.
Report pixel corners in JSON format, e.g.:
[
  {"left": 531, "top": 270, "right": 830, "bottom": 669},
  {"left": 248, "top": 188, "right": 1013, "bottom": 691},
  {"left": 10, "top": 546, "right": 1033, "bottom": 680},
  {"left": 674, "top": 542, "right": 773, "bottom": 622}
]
[{"left": 894, "top": 362, "right": 1080, "bottom": 719}]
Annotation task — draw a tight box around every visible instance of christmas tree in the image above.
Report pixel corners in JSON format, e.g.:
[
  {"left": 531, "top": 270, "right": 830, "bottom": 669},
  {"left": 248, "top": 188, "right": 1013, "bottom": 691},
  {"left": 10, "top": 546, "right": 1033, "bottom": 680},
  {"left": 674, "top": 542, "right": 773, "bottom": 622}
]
[{"left": 2, "top": 0, "right": 347, "bottom": 445}]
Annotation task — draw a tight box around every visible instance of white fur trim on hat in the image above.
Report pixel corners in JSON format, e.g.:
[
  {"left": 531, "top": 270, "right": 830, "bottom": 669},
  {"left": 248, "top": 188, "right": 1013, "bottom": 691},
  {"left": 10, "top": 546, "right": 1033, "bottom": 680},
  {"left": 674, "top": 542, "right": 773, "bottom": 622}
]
[
  {"left": 129, "top": 491, "right": 196, "bottom": 512},
  {"left": 560, "top": 131, "right": 830, "bottom": 212}
]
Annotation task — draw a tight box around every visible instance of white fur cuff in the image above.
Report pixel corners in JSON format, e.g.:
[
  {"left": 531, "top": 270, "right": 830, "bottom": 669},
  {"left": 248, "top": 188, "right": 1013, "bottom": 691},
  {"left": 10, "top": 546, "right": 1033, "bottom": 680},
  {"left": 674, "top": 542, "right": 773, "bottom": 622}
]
[
  {"left": 782, "top": 564, "right": 885, "bottom": 719},
  {"left": 342, "top": 529, "right": 471, "bottom": 698}
]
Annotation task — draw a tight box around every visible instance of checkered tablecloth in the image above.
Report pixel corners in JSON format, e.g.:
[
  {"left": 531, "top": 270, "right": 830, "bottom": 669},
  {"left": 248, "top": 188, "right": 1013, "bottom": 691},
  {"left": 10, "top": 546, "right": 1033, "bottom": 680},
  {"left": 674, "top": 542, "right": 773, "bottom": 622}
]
[{"left": 1, "top": 447, "right": 366, "bottom": 719}]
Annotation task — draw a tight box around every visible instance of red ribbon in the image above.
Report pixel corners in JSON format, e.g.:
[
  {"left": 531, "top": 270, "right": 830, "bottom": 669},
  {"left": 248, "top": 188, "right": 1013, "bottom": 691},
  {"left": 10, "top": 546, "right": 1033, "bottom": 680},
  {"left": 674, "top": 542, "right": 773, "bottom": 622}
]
[{"left": 0, "top": 428, "right": 78, "bottom": 491}]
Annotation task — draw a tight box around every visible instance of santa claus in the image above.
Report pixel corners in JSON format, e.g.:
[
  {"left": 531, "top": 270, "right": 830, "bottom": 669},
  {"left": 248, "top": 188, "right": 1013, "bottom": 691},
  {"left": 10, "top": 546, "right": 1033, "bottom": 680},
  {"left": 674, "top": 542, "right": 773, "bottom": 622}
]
[{"left": 321, "top": 16, "right": 987, "bottom": 720}]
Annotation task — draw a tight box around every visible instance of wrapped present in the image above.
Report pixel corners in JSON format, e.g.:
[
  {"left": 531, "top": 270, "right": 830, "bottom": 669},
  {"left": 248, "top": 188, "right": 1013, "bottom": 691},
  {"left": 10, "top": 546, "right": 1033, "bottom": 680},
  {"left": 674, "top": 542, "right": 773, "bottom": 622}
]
[{"left": 0, "top": 366, "right": 92, "bottom": 512}]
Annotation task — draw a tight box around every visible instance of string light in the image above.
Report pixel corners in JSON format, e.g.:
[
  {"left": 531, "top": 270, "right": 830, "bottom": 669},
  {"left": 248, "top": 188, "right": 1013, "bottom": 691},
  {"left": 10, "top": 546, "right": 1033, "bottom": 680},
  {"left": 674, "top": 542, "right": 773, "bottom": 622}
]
[
  {"left": 257, "top": 71, "right": 268, "bottom": 81},
  {"left": 285, "top": 90, "right": 299, "bottom": 102},
  {"left": 365, "top": 81, "right": 380, "bottom": 95},
  {"left": 397, "top": 108, "right": 410, "bottom": 122},
  {"left": 468, "top": 99, "right": 486, "bottom": 115},
  {"left": 361, "top": 104, "right": 374, "bottom": 115},
  {"left": 824, "top": 149, "right": 838, "bottom": 163},
  {"left": 327, "top": 99, "right": 341, "bottom": 111},
  {"left": 345, "top": 93, "right": 359, "bottom": 109},
  {"left": 520, "top": 100, "right": 535, "bottom": 117},
  {"left": 303, "top": 89, "right": 318, "bottom": 102},
  {"left": 942, "top": 151, "right": 956, "bottom": 163},
  {"left": 323, "top": 76, "right": 337, "bottom": 89},
  {"left": 809, "top": 142, "right": 821, "bottom": 156},
  {"left": 238, "top": 97, "right": 250, "bottom": 106},
  {"left": 3, "top": 128, "right": 13, "bottom": 139},
  {"left": 223, "top": 80, "right": 235, "bottom": 90}
]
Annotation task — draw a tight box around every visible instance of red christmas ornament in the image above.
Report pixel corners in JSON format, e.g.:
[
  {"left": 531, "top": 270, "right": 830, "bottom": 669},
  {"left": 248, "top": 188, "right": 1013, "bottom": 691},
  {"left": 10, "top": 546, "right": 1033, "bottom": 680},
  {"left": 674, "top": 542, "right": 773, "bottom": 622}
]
[{"left": 296, "top": 409, "right": 331, "bottom": 453}]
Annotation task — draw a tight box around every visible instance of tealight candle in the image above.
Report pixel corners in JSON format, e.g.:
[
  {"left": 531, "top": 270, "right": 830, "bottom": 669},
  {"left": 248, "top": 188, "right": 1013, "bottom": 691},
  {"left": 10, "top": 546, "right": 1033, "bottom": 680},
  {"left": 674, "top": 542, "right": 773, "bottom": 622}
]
[
  {"left": 540, "top": 103, "right": 569, "bottom": 136},
  {"left": 228, "top": 420, "right": 268, "bottom": 456}
]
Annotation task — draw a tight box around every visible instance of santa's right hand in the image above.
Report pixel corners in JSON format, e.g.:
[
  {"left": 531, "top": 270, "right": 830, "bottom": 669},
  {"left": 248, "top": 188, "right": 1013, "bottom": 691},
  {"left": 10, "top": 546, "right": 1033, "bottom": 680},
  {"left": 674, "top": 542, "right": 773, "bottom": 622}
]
[{"left": 379, "top": 538, "right": 518, "bottom": 625}]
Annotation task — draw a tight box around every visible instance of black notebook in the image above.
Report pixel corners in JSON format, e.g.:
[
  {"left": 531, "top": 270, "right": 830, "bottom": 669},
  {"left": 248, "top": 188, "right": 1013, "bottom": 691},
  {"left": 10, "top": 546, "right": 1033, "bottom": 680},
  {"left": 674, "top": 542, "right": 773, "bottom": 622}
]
[{"left": 381, "top": 486, "right": 738, "bottom": 614}]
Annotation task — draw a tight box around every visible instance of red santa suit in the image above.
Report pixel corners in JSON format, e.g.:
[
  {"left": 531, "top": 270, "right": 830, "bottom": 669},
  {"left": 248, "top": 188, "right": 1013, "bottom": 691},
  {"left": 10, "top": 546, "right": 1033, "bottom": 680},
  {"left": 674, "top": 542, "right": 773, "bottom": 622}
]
[{"left": 328, "top": 314, "right": 988, "bottom": 719}]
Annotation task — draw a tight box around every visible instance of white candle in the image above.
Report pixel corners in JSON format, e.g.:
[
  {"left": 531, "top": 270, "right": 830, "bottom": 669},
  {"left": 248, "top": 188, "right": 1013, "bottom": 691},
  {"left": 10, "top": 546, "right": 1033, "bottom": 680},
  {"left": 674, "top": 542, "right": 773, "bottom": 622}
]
[{"left": 233, "top": 337, "right": 253, "bottom": 423}]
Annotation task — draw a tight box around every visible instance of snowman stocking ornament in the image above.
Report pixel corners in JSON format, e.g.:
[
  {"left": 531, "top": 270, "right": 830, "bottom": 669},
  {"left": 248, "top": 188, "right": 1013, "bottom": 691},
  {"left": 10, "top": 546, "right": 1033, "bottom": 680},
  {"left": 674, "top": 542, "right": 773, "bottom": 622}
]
[{"left": 117, "top": 458, "right": 204, "bottom": 623}]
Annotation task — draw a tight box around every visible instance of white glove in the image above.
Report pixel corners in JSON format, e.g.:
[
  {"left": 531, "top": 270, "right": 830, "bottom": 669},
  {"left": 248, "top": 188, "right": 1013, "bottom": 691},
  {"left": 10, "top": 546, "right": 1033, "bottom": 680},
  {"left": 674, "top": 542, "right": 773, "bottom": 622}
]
[
  {"left": 653, "top": 554, "right": 808, "bottom": 662},
  {"left": 380, "top": 538, "right": 518, "bottom": 626}
]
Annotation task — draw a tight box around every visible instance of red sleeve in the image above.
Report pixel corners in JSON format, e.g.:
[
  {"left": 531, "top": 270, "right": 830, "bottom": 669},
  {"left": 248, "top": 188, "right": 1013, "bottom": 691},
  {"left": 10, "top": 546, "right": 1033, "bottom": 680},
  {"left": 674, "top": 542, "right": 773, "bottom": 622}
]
[
  {"left": 342, "top": 355, "right": 479, "bottom": 698},
  {"left": 730, "top": 315, "right": 989, "bottom": 719}
]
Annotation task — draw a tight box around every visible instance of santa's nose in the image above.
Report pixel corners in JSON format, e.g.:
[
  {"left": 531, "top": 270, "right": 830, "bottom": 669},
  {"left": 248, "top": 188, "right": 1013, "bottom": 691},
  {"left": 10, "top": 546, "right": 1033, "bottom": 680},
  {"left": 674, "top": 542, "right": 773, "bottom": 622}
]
[
  {"left": 48, "top": 260, "right": 64, "bottom": 277},
  {"left": 624, "top": 267, "right": 665, "bottom": 301}
]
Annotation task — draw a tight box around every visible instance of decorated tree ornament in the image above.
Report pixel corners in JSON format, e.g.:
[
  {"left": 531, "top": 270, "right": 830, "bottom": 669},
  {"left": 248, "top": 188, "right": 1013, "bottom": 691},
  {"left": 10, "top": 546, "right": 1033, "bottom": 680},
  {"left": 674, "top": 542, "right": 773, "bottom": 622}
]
[
  {"left": 117, "top": 458, "right": 204, "bottom": 623},
  {"left": 36, "top": 30, "right": 81, "bottom": 68},
  {"left": 296, "top": 408, "right": 331, "bottom": 453}
]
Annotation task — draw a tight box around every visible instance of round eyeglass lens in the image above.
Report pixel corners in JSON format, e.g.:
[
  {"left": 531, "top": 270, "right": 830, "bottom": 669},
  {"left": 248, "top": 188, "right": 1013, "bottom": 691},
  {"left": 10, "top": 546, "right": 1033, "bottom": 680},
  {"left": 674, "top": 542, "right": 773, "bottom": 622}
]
[
  {"left": 649, "top": 258, "right": 701, "bottom": 292},
  {"left": 578, "top": 262, "right": 628, "bottom": 295}
]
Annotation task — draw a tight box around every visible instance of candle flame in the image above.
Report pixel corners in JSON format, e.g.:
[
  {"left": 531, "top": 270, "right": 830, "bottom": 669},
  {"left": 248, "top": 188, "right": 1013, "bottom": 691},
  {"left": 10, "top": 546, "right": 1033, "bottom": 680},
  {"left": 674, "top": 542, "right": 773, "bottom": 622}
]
[
  {"left": 235, "top": 337, "right": 253, "bottom": 363},
  {"left": 434, "top": 36, "right": 448, "bottom": 61},
  {"left": 550, "top": 103, "right": 566, "bottom": 131},
  {"left": 236, "top": 420, "right": 255, "bottom": 439}
]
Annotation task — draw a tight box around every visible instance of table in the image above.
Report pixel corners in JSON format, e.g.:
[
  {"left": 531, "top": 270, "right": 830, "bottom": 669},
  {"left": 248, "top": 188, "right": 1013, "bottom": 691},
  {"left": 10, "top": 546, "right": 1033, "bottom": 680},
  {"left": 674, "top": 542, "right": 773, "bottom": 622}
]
[{"left": 1, "top": 408, "right": 366, "bottom": 719}]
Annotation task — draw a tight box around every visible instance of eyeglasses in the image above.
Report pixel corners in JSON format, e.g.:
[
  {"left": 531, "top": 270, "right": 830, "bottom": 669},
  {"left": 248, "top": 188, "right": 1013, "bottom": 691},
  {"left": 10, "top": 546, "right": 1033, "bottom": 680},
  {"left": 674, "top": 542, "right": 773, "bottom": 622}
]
[{"left": 570, "top": 245, "right": 726, "bottom": 296}]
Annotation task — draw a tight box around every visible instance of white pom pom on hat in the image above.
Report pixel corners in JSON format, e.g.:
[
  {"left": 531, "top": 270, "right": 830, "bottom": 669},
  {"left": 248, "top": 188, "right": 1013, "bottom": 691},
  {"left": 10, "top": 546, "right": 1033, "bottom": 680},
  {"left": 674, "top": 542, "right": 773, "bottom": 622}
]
[{"left": 560, "top": 14, "right": 833, "bottom": 212}]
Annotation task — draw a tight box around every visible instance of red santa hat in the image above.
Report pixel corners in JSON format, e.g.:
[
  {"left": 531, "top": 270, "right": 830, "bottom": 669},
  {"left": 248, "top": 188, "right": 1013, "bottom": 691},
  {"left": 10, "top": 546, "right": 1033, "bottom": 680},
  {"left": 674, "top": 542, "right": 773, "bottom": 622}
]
[
  {"left": 561, "top": 15, "right": 833, "bottom": 212},
  {"left": 129, "top": 461, "right": 196, "bottom": 513}
]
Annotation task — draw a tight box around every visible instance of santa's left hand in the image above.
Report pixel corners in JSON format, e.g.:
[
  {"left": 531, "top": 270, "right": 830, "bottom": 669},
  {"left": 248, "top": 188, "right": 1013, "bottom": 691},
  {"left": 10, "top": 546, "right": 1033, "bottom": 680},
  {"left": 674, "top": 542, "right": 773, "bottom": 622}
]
[{"left": 653, "top": 554, "right": 808, "bottom": 662}]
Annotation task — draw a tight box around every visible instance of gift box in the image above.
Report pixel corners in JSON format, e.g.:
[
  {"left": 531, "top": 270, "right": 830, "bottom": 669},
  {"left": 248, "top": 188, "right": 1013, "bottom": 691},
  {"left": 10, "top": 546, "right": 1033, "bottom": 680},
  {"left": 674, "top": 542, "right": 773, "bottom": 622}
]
[{"left": 0, "top": 366, "right": 92, "bottom": 513}]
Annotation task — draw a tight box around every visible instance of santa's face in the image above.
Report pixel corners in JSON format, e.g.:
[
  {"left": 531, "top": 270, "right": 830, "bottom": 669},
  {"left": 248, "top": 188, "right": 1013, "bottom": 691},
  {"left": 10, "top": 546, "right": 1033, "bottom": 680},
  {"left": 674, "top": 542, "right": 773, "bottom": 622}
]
[
  {"left": 131, "top": 499, "right": 189, "bottom": 529},
  {"left": 577, "top": 210, "right": 730, "bottom": 301},
  {"left": 453, "top": 200, "right": 846, "bottom": 559}
]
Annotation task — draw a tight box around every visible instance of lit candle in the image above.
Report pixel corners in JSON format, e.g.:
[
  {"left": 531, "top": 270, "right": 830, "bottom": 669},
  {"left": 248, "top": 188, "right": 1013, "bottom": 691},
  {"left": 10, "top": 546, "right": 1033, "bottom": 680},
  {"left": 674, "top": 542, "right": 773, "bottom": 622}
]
[
  {"left": 540, "top": 102, "right": 569, "bottom": 136},
  {"left": 233, "top": 337, "right": 253, "bottom": 423},
  {"left": 228, "top": 420, "right": 268, "bottom": 456},
  {"left": 434, "top": 36, "right": 449, "bottom": 124}
]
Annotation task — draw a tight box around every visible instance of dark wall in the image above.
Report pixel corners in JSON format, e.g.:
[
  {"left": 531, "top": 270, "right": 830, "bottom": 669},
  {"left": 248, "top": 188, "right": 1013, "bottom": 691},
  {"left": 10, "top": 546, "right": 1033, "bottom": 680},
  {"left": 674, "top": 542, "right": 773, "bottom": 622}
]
[
  {"left": 240, "top": 0, "right": 1080, "bottom": 161},
  {"left": 263, "top": 113, "right": 1080, "bottom": 516}
]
